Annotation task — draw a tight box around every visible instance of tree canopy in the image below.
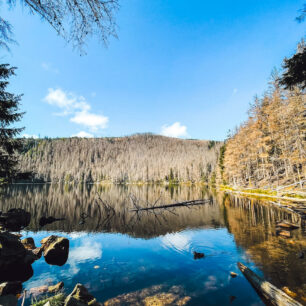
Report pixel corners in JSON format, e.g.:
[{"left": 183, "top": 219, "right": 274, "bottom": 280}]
[
  {"left": 1, "top": 0, "right": 119, "bottom": 52},
  {"left": 0, "top": 64, "right": 24, "bottom": 182},
  {"left": 279, "top": 42, "right": 306, "bottom": 90}
]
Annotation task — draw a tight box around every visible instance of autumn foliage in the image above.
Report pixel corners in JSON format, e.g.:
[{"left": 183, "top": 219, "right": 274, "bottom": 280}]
[{"left": 223, "top": 83, "right": 305, "bottom": 188}]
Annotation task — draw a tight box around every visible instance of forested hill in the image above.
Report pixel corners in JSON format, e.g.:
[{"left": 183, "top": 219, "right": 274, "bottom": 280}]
[{"left": 18, "top": 134, "right": 222, "bottom": 183}]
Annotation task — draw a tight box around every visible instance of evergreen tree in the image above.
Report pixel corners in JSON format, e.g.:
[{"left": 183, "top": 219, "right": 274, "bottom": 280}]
[
  {"left": 0, "top": 64, "right": 24, "bottom": 182},
  {"left": 280, "top": 42, "right": 306, "bottom": 90}
]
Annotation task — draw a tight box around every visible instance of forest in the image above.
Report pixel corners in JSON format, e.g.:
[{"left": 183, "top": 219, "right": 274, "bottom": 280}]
[
  {"left": 18, "top": 134, "right": 222, "bottom": 184},
  {"left": 222, "top": 77, "right": 305, "bottom": 189}
]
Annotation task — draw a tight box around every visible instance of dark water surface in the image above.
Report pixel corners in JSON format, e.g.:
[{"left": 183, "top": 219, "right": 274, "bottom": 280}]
[{"left": 0, "top": 184, "right": 305, "bottom": 305}]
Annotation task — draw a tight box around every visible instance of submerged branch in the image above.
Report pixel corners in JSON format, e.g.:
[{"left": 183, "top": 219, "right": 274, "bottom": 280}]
[{"left": 130, "top": 199, "right": 210, "bottom": 212}]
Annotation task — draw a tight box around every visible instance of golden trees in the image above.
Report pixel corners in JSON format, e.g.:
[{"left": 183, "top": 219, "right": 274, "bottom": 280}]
[{"left": 224, "top": 87, "right": 305, "bottom": 188}]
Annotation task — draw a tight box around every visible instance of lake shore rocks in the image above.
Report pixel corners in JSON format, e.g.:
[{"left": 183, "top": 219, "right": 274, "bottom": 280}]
[
  {"left": 21, "top": 237, "right": 36, "bottom": 250},
  {"left": 0, "top": 282, "right": 22, "bottom": 296},
  {"left": 0, "top": 232, "right": 35, "bottom": 282},
  {"left": 64, "top": 284, "right": 101, "bottom": 306},
  {"left": 41, "top": 235, "right": 69, "bottom": 266},
  {"left": 48, "top": 281, "right": 64, "bottom": 293},
  {"left": 0, "top": 294, "right": 18, "bottom": 306}
]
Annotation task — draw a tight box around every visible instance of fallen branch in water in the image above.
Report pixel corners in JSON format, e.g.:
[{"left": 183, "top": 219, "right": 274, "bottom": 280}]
[
  {"left": 237, "top": 262, "right": 302, "bottom": 306},
  {"left": 130, "top": 199, "right": 210, "bottom": 212}
]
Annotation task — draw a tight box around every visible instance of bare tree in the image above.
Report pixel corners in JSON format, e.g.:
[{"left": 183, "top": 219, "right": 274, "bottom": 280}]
[{"left": 1, "top": 0, "right": 119, "bottom": 52}]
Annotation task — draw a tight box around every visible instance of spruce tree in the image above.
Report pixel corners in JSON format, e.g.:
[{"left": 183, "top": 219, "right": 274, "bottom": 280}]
[{"left": 0, "top": 64, "right": 24, "bottom": 182}]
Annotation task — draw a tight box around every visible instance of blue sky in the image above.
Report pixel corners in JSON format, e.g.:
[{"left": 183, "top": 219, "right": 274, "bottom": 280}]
[{"left": 1, "top": 0, "right": 305, "bottom": 140}]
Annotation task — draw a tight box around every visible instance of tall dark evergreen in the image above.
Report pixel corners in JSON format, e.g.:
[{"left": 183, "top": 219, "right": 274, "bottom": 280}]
[
  {"left": 0, "top": 64, "right": 24, "bottom": 182},
  {"left": 280, "top": 43, "right": 306, "bottom": 90}
]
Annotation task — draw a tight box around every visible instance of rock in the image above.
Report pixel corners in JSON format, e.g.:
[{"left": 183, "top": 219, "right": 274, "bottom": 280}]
[
  {"left": 39, "top": 216, "right": 65, "bottom": 227},
  {"left": 64, "top": 284, "right": 101, "bottom": 306},
  {"left": 0, "top": 294, "right": 18, "bottom": 306},
  {"left": 42, "top": 236, "right": 69, "bottom": 266},
  {"left": 48, "top": 281, "right": 64, "bottom": 293},
  {"left": 193, "top": 251, "right": 204, "bottom": 260},
  {"left": 298, "top": 251, "right": 304, "bottom": 259},
  {"left": 0, "top": 208, "right": 31, "bottom": 231},
  {"left": 32, "top": 247, "right": 44, "bottom": 259},
  {"left": 21, "top": 237, "right": 36, "bottom": 250},
  {"left": 0, "top": 232, "right": 34, "bottom": 282},
  {"left": 0, "top": 282, "right": 22, "bottom": 296},
  {"left": 230, "top": 272, "right": 238, "bottom": 278}
]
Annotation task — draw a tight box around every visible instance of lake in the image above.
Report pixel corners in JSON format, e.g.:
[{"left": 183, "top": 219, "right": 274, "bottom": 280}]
[{"left": 0, "top": 184, "right": 305, "bottom": 305}]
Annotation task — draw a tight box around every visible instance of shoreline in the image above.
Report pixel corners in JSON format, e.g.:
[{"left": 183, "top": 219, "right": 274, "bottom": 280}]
[{"left": 220, "top": 186, "right": 306, "bottom": 204}]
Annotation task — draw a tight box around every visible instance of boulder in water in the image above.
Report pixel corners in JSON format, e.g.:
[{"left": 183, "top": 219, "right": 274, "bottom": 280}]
[
  {"left": 48, "top": 281, "right": 64, "bottom": 293},
  {"left": 41, "top": 235, "right": 69, "bottom": 266},
  {"left": 193, "top": 251, "right": 204, "bottom": 260},
  {"left": 39, "top": 216, "right": 65, "bottom": 227}
]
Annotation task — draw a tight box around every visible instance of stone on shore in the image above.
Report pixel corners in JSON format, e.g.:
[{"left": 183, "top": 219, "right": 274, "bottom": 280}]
[
  {"left": 0, "top": 294, "right": 18, "bottom": 306},
  {"left": 0, "top": 282, "right": 22, "bottom": 296},
  {"left": 21, "top": 237, "right": 36, "bottom": 250},
  {"left": 0, "top": 232, "right": 35, "bottom": 282}
]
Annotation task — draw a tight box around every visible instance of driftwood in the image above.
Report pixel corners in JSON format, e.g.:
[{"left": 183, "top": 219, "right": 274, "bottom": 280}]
[
  {"left": 129, "top": 199, "right": 210, "bottom": 212},
  {"left": 237, "top": 262, "right": 302, "bottom": 306}
]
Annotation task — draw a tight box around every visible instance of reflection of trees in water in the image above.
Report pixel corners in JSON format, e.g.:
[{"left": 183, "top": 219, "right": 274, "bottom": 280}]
[
  {"left": 1, "top": 185, "right": 305, "bottom": 301},
  {"left": 0, "top": 184, "right": 223, "bottom": 237},
  {"left": 223, "top": 194, "right": 306, "bottom": 303}
]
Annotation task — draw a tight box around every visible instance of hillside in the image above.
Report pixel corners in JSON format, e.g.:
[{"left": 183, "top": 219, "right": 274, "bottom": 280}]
[{"left": 18, "top": 134, "right": 222, "bottom": 183}]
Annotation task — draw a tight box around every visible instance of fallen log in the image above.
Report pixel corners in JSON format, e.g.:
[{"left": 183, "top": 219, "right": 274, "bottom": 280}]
[
  {"left": 130, "top": 199, "right": 210, "bottom": 212},
  {"left": 237, "top": 262, "right": 302, "bottom": 306}
]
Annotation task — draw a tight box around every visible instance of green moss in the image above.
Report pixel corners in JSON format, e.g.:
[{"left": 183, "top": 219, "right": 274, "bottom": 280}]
[{"left": 31, "top": 293, "right": 65, "bottom": 306}]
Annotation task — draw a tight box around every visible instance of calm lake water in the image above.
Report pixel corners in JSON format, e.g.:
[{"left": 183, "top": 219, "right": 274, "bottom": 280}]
[{"left": 0, "top": 184, "right": 305, "bottom": 305}]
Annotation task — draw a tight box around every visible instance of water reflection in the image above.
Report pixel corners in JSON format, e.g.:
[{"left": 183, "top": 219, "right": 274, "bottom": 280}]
[{"left": 0, "top": 184, "right": 305, "bottom": 305}]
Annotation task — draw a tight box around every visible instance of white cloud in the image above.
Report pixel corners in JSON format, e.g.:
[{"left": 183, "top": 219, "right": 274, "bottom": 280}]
[
  {"left": 41, "top": 62, "right": 59, "bottom": 74},
  {"left": 72, "top": 131, "right": 94, "bottom": 138},
  {"left": 44, "top": 88, "right": 90, "bottom": 116},
  {"left": 71, "top": 111, "right": 108, "bottom": 131},
  {"left": 67, "top": 240, "right": 102, "bottom": 274},
  {"left": 67, "top": 232, "right": 88, "bottom": 239},
  {"left": 22, "top": 134, "right": 38, "bottom": 139},
  {"left": 161, "top": 233, "right": 191, "bottom": 252},
  {"left": 204, "top": 276, "right": 218, "bottom": 292},
  {"left": 44, "top": 88, "right": 108, "bottom": 133},
  {"left": 161, "top": 122, "right": 188, "bottom": 138}
]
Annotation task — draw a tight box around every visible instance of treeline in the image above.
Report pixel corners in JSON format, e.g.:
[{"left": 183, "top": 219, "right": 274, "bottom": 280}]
[
  {"left": 223, "top": 81, "right": 305, "bottom": 188},
  {"left": 18, "top": 134, "right": 222, "bottom": 183}
]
